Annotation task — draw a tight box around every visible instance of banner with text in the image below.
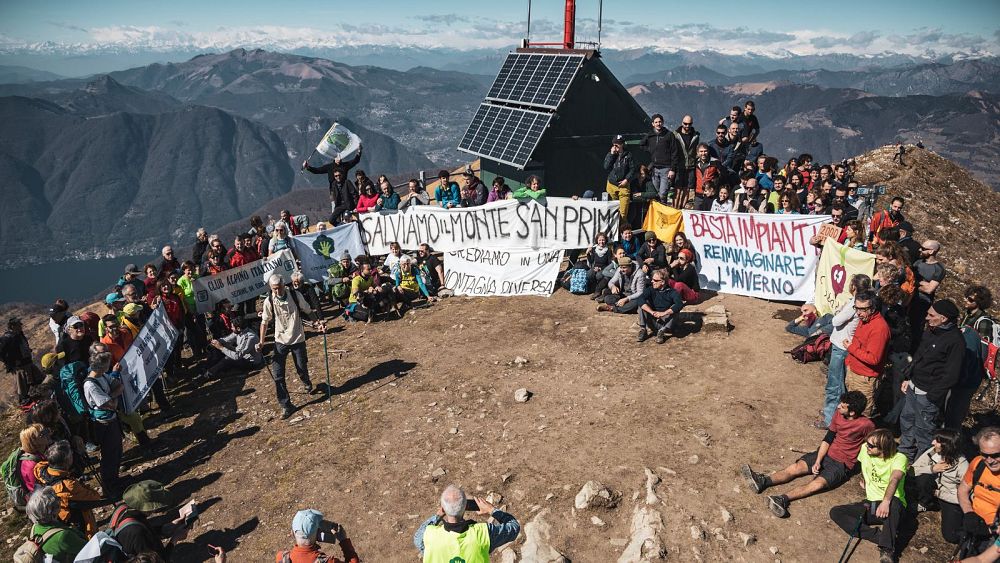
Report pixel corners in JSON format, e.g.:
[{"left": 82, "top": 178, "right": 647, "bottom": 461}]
[
  {"left": 192, "top": 249, "right": 297, "bottom": 313},
  {"left": 119, "top": 305, "right": 180, "bottom": 413},
  {"left": 642, "top": 201, "right": 686, "bottom": 243},
  {"left": 291, "top": 223, "right": 367, "bottom": 283},
  {"left": 683, "top": 210, "right": 829, "bottom": 301},
  {"left": 814, "top": 238, "right": 876, "bottom": 316},
  {"left": 359, "top": 198, "right": 619, "bottom": 254},
  {"left": 444, "top": 248, "right": 563, "bottom": 297}
]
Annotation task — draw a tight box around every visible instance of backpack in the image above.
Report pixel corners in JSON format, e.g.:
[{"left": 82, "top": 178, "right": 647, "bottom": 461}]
[
  {"left": 973, "top": 316, "right": 1000, "bottom": 382},
  {"left": 72, "top": 505, "right": 139, "bottom": 563},
  {"left": 786, "top": 333, "right": 832, "bottom": 364},
  {"left": 569, "top": 268, "right": 589, "bottom": 294},
  {"left": 1, "top": 447, "right": 38, "bottom": 510},
  {"left": 12, "top": 527, "right": 63, "bottom": 563},
  {"left": 279, "top": 550, "right": 329, "bottom": 563}
]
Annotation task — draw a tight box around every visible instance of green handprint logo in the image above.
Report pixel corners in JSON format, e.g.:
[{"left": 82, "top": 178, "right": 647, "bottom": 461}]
[{"left": 312, "top": 234, "right": 335, "bottom": 259}]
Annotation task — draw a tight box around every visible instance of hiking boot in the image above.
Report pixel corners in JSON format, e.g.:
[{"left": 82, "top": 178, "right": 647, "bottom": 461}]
[
  {"left": 281, "top": 405, "right": 296, "bottom": 420},
  {"left": 636, "top": 330, "right": 650, "bottom": 343},
  {"left": 810, "top": 419, "right": 828, "bottom": 430},
  {"left": 597, "top": 303, "right": 612, "bottom": 312},
  {"left": 741, "top": 464, "right": 768, "bottom": 494},
  {"left": 879, "top": 547, "right": 895, "bottom": 563},
  {"left": 767, "top": 495, "right": 790, "bottom": 518},
  {"left": 303, "top": 382, "right": 315, "bottom": 394}
]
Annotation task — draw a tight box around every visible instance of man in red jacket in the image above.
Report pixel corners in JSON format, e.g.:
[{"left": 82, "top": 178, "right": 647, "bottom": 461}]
[
  {"left": 693, "top": 143, "right": 720, "bottom": 210},
  {"left": 844, "top": 290, "right": 891, "bottom": 417}
]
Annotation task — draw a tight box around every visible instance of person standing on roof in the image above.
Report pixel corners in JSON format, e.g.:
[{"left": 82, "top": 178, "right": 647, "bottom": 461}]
[
  {"left": 304, "top": 145, "right": 363, "bottom": 222},
  {"left": 604, "top": 135, "right": 636, "bottom": 221},
  {"left": 672, "top": 115, "right": 699, "bottom": 210},
  {"left": 639, "top": 114, "right": 683, "bottom": 206}
]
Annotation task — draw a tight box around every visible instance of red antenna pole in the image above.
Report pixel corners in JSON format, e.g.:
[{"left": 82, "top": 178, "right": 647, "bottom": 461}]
[{"left": 563, "top": 0, "right": 575, "bottom": 49}]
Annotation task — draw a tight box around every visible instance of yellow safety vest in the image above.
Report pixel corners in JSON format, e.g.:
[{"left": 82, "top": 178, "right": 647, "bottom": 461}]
[{"left": 422, "top": 522, "right": 490, "bottom": 563}]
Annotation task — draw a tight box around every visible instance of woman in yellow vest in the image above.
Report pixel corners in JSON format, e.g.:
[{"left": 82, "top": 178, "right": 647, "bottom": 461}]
[{"left": 414, "top": 484, "right": 521, "bottom": 562}]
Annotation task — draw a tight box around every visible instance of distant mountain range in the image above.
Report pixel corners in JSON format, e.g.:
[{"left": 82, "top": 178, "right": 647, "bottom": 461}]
[
  {"left": 624, "top": 59, "right": 1000, "bottom": 96},
  {"left": 2, "top": 48, "right": 999, "bottom": 268}
]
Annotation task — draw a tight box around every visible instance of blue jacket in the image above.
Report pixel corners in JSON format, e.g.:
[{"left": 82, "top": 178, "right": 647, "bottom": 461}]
[
  {"left": 374, "top": 191, "right": 401, "bottom": 211},
  {"left": 435, "top": 182, "right": 461, "bottom": 208},
  {"left": 57, "top": 361, "right": 88, "bottom": 420}
]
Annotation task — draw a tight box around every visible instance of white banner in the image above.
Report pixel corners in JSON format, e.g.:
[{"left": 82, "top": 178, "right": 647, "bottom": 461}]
[
  {"left": 119, "top": 305, "right": 180, "bottom": 413},
  {"left": 358, "top": 198, "right": 619, "bottom": 254},
  {"left": 192, "top": 249, "right": 297, "bottom": 313},
  {"left": 290, "top": 223, "right": 367, "bottom": 283},
  {"left": 683, "top": 210, "right": 829, "bottom": 301},
  {"left": 444, "top": 248, "right": 564, "bottom": 297}
]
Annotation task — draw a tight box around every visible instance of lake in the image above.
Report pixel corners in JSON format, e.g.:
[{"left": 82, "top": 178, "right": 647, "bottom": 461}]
[{"left": 0, "top": 254, "right": 158, "bottom": 306}]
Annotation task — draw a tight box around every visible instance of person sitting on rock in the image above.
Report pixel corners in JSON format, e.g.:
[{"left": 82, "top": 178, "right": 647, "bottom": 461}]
[
  {"left": 598, "top": 256, "right": 646, "bottom": 314},
  {"left": 829, "top": 428, "right": 909, "bottom": 563},
  {"left": 637, "top": 269, "right": 684, "bottom": 344},
  {"left": 413, "top": 484, "right": 520, "bottom": 562},
  {"left": 277, "top": 508, "right": 360, "bottom": 563},
  {"left": 741, "top": 391, "right": 873, "bottom": 518},
  {"left": 637, "top": 232, "right": 668, "bottom": 276}
]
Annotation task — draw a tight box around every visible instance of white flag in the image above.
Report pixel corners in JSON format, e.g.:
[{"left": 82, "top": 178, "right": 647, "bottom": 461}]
[{"left": 315, "top": 122, "right": 361, "bottom": 161}]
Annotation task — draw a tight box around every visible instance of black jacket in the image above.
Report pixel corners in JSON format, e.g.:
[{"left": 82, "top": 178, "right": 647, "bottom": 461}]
[
  {"left": 304, "top": 148, "right": 363, "bottom": 190},
  {"left": 639, "top": 129, "right": 683, "bottom": 170},
  {"left": 673, "top": 127, "right": 700, "bottom": 170},
  {"left": 0, "top": 330, "right": 31, "bottom": 370},
  {"left": 909, "top": 324, "right": 965, "bottom": 409},
  {"left": 604, "top": 150, "right": 637, "bottom": 185}
]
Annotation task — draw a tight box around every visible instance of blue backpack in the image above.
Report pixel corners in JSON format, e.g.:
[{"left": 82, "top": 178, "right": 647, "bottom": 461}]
[{"left": 569, "top": 268, "right": 589, "bottom": 294}]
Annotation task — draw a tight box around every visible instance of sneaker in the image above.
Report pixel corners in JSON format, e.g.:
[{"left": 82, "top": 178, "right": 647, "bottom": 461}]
[
  {"left": 879, "top": 547, "right": 895, "bottom": 563},
  {"left": 915, "top": 503, "right": 928, "bottom": 513},
  {"left": 597, "top": 303, "right": 612, "bottom": 312},
  {"left": 636, "top": 330, "right": 650, "bottom": 343},
  {"left": 767, "top": 495, "right": 789, "bottom": 518},
  {"left": 281, "top": 406, "right": 296, "bottom": 420},
  {"left": 741, "top": 464, "right": 768, "bottom": 494},
  {"left": 656, "top": 332, "right": 668, "bottom": 344}
]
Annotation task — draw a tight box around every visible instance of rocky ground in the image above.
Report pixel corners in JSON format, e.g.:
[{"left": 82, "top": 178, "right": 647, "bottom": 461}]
[{"left": 4, "top": 287, "right": 995, "bottom": 562}]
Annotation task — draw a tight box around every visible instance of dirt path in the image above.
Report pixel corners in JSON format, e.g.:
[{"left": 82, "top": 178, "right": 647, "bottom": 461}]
[{"left": 0, "top": 291, "right": 963, "bottom": 561}]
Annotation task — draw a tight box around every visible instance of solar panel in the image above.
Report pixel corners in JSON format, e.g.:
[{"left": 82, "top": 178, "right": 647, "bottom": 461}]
[
  {"left": 458, "top": 103, "right": 553, "bottom": 169},
  {"left": 485, "top": 53, "right": 585, "bottom": 110}
]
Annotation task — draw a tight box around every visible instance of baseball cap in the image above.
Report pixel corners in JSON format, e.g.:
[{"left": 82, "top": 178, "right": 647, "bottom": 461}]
[
  {"left": 124, "top": 263, "right": 140, "bottom": 275},
  {"left": 612, "top": 134, "right": 625, "bottom": 145},
  {"left": 123, "top": 480, "right": 174, "bottom": 513},
  {"left": 292, "top": 509, "right": 323, "bottom": 538},
  {"left": 105, "top": 293, "right": 124, "bottom": 305},
  {"left": 64, "top": 316, "right": 83, "bottom": 332},
  {"left": 123, "top": 303, "right": 143, "bottom": 317}
]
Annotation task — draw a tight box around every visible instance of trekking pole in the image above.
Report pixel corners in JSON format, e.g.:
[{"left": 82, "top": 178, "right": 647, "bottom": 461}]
[
  {"left": 836, "top": 514, "right": 864, "bottom": 563},
  {"left": 322, "top": 328, "right": 332, "bottom": 409}
]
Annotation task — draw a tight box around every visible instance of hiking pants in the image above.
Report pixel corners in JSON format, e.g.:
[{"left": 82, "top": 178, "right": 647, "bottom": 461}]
[
  {"left": 830, "top": 498, "right": 903, "bottom": 551},
  {"left": 271, "top": 342, "right": 310, "bottom": 408},
  {"left": 899, "top": 385, "right": 939, "bottom": 462},
  {"left": 205, "top": 357, "right": 257, "bottom": 379},
  {"left": 845, "top": 368, "right": 879, "bottom": 418},
  {"left": 914, "top": 474, "right": 963, "bottom": 544},
  {"left": 606, "top": 181, "right": 630, "bottom": 219},
  {"left": 13, "top": 362, "right": 42, "bottom": 403},
  {"left": 95, "top": 418, "right": 124, "bottom": 498},
  {"left": 823, "top": 345, "right": 848, "bottom": 426},
  {"left": 639, "top": 309, "right": 675, "bottom": 333},
  {"left": 602, "top": 295, "right": 640, "bottom": 314}
]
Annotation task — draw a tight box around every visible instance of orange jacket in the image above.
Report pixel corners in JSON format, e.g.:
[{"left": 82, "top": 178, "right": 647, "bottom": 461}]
[{"left": 33, "top": 462, "right": 102, "bottom": 537}]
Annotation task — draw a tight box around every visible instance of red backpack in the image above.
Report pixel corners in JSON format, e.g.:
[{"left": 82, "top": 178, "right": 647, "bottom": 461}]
[{"left": 786, "top": 333, "right": 832, "bottom": 364}]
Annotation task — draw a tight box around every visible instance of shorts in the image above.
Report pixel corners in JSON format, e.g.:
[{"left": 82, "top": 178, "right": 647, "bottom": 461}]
[{"left": 799, "top": 450, "right": 852, "bottom": 488}]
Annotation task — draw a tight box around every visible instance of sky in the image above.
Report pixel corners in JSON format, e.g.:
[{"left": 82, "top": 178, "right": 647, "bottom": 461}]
[{"left": 1, "top": 0, "right": 998, "bottom": 57}]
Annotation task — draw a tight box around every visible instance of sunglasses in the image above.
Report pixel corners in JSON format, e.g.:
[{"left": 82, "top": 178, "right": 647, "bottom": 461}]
[
  {"left": 866, "top": 442, "right": 879, "bottom": 449},
  {"left": 71, "top": 323, "right": 85, "bottom": 329},
  {"left": 682, "top": 122, "right": 692, "bottom": 126},
  {"left": 982, "top": 451, "right": 1000, "bottom": 460}
]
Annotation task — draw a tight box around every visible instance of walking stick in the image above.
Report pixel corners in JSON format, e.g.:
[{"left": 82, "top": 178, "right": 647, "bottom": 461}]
[
  {"left": 836, "top": 514, "right": 865, "bottom": 563},
  {"left": 322, "top": 328, "right": 332, "bottom": 409}
]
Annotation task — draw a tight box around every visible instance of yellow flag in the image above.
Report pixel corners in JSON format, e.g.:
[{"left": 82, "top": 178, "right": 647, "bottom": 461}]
[
  {"left": 641, "top": 201, "right": 685, "bottom": 242},
  {"left": 814, "top": 238, "right": 876, "bottom": 316}
]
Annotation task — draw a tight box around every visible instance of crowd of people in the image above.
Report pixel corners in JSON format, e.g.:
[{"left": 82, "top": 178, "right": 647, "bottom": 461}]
[{"left": 1, "top": 97, "right": 999, "bottom": 563}]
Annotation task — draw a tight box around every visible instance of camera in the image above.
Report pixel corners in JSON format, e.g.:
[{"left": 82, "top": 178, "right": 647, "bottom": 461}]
[
  {"left": 465, "top": 499, "right": 480, "bottom": 512},
  {"left": 316, "top": 520, "right": 343, "bottom": 543}
]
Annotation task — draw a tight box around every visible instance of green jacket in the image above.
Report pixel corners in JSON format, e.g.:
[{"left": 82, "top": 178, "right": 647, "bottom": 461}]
[
  {"left": 513, "top": 187, "right": 547, "bottom": 201},
  {"left": 31, "top": 523, "right": 87, "bottom": 562}
]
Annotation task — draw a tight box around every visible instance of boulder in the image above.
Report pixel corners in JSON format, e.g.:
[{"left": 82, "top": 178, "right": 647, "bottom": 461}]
[
  {"left": 520, "top": 509, "right": 570, "bottom": 563},
  {"left": 514, "top": 388, "right": 532, "bottom": 403},
  {"left": 575, "top": 481, "right": 619, "bottom": 510},
  {"left": 617, "top": 505, "right": 666, "bottom": 563}
]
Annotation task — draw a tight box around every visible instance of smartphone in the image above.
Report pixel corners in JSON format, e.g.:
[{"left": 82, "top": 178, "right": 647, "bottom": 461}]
[
  {"left": 184, "top": 502, "right": 200, "bottom": 528},
  {"left": 465, "top": 499, "right": 479, "bottom": 512}
]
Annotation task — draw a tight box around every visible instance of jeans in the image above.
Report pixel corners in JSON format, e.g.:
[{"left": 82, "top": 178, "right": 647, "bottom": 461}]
[
  {"left": 824, "top": 345, "right": 848, "bottom": 426},
  {"left": 899, "top": 385, "right": 940, "bottom": 462},
  {"left": 271, "top": 341, "right": 310, "bottom": 408},
  {"left": 830, "top": 498, "right": 903, "bottom": 550},
  {"left": 651, "top": 167, "right": 672, "bottom": 199},
  {"left": 603, "top": 295, "right": 640, "bottom": 314}
]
